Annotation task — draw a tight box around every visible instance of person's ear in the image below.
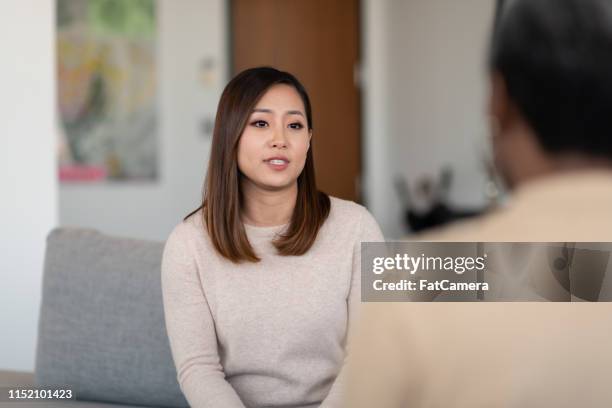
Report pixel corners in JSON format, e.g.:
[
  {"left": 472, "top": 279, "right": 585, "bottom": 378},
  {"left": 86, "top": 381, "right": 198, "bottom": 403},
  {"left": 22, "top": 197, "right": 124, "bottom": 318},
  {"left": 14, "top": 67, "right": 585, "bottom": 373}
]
[
  {"left": 489, "top": 71, "right": 519, "bottom": 135},
  {"left": 308, "top": 129, "right": 312, "bottom": 145}
]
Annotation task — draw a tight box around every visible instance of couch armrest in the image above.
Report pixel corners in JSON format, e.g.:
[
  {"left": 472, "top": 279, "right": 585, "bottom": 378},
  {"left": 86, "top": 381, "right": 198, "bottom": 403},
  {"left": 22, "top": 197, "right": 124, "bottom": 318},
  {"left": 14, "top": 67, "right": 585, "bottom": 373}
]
[{"left": 0, "top": 370, "right": 35, "bottom": 387}]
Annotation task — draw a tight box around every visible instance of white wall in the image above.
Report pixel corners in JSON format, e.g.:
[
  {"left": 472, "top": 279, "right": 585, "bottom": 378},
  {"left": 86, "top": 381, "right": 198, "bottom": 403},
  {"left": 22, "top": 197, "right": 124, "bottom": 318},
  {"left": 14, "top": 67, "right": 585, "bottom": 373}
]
[
  {"left": 59, "top": 0, "right": 227, "bottom": 242},
  {"left": 0, "top": 0, "right": 57, "bottom": 371},
  {"left": 0, "top": 0, "right": 493, "bottom": 373},
  {"left": 363, "top": 0, "right": 496, "bottom": 238},
  {"left": 362, "top": 0, "right": 397, "bottom": 237},
  {"left": 60, "top": 0, "right": 494, "bottom": 242}
]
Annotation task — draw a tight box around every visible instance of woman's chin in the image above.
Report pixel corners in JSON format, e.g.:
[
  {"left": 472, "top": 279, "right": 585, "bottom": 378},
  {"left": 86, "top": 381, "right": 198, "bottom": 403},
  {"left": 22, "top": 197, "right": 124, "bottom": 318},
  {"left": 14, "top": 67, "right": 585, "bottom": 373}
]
[{"left": 257, "top": 178, "right": 298, "bottom": 192}]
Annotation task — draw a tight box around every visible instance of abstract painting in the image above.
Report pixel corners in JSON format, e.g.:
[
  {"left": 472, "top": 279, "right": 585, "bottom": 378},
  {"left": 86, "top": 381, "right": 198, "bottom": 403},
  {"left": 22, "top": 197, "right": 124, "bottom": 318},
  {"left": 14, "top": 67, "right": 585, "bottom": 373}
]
[{"left": 57, "top": 0, "right": 157, "bottom": 182}]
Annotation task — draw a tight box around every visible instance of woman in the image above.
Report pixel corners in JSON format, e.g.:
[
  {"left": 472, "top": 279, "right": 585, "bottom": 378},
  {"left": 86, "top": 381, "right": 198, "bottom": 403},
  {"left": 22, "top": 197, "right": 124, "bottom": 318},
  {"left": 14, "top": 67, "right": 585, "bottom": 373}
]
[{"left": 161, "top": 67, "right": 383, "bottom": 408}]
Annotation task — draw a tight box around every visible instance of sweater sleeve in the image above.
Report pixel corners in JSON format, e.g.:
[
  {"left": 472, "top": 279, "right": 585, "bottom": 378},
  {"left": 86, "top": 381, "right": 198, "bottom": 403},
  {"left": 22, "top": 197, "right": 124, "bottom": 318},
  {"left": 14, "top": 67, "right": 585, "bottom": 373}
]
[
  {"left": 320, "top": 208, "right": 385, "bottom": 407},
  {"left": 161, "top": 224, "right": 246, "bottom": 408}
]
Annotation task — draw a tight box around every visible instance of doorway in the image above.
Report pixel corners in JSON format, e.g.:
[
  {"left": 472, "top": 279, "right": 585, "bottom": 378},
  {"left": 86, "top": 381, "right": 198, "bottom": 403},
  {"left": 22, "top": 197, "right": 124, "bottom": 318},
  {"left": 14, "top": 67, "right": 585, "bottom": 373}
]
[{"left": 231, "top": 0, "right": 362, "bottom": 201}]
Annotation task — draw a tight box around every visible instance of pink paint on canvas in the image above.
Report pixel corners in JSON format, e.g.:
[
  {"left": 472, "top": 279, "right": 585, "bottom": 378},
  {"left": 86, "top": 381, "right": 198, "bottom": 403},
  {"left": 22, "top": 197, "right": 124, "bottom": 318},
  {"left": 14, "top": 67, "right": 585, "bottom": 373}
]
[{"left": 59, "top": 165, "right": 107, "bottom": 182}]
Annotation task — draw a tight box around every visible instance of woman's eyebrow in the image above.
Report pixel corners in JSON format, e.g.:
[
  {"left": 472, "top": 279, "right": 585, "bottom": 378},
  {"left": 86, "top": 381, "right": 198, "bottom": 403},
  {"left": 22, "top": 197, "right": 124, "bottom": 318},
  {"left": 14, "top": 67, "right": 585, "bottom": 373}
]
[
  {"left": 252, "top": 108, "right": 304, "bottom": 117},
  {"left": 286, "top": 110, "right": 304, "bottom": 117}
]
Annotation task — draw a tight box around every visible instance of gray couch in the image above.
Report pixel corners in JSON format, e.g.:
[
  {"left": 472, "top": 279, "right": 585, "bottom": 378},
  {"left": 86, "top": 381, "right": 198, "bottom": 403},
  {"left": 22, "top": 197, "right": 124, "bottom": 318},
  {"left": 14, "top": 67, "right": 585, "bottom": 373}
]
[{"left": 0, "top": 228, "right": 189, "bottom": 408}]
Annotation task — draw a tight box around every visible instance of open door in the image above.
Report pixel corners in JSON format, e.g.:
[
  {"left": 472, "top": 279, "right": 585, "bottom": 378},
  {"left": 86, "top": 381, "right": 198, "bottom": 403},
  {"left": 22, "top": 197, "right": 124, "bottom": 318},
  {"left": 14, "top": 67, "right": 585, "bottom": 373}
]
[{"left": 231, "top": 0, "right": 362, "bottom": 201}]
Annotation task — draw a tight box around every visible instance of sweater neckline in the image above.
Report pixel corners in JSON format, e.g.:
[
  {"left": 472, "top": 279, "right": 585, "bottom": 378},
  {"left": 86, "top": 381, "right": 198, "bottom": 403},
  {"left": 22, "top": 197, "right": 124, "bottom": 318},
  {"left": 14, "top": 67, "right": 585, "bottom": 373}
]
[{"left": 243, "top": 222, "right": 289, "bottom": 239}]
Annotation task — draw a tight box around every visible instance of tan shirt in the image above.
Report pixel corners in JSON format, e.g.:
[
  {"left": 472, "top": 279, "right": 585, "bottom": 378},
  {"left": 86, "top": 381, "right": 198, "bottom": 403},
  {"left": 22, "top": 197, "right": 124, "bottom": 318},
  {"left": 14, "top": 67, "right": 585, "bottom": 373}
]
[
  {"left": 161, "top": 197, "right": 384, "bottom": 408},
  {"left": 347, "top": 170, "right": 612, "bottom": 408}
]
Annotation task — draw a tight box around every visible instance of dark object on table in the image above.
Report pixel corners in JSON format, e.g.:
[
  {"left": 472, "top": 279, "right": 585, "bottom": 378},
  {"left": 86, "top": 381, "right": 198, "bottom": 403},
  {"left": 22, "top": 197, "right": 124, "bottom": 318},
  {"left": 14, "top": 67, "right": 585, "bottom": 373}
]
[{"left": 395, "top": 168, "right": 483, "bottom": 233}]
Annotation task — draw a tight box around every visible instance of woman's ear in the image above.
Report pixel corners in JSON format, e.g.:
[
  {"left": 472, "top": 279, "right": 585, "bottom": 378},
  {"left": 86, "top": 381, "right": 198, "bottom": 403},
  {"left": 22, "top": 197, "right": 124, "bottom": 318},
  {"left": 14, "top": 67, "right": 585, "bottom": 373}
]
[{"left": 308, "top": 130, "right": 313, "bottom": 144}]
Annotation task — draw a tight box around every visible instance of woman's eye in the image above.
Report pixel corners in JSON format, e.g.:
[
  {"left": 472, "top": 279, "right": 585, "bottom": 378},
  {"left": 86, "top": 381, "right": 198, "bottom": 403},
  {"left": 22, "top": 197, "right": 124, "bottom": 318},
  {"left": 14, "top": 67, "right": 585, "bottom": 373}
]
[
  {"left": 288, "top": 123, "right": 304, "bottom": 130},
  {"left": 252, "top": 120, "right": 268, "bottom": 128}
]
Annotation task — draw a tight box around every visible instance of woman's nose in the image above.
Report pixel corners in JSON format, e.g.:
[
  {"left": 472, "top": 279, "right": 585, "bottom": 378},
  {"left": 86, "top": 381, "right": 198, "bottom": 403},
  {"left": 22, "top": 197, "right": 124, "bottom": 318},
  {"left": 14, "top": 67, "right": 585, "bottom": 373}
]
[{"left": 269, "top": 127, "right": 288, "bottom": 149}]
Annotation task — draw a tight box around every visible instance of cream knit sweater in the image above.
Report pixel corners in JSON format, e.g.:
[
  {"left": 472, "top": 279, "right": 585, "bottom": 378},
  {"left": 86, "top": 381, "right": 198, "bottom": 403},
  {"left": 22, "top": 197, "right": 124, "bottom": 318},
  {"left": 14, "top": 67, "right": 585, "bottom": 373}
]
[{"left": 161, "top": 197, "right": 384, "bottom": 408}]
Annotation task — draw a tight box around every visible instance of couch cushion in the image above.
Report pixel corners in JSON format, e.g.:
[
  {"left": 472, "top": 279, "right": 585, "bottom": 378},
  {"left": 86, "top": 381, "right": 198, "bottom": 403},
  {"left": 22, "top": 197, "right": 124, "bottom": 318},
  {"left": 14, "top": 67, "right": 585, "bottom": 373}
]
[{"left": 35, "top": 228, "right": 188, "bottom": 408}]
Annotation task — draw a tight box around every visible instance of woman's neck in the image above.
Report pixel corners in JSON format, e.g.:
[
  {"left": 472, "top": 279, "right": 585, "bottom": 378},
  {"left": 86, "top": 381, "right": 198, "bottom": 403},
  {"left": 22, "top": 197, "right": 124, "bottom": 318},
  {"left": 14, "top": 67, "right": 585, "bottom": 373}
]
[{"left": 241, "top": 180, "right": 297, "bottom": 227}]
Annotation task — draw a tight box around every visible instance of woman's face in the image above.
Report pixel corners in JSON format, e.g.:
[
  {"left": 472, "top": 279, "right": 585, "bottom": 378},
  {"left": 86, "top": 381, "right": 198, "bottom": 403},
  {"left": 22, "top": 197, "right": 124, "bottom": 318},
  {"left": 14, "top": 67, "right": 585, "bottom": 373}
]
[{"left": 237, "top": 84, "right": 311, "bottom": 192}]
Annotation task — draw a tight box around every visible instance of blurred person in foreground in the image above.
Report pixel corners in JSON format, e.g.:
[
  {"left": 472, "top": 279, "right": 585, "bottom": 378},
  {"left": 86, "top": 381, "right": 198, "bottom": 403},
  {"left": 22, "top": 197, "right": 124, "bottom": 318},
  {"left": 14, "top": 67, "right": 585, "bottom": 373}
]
[{"left": 346, "top": 0, "right": 612, "bottom": 406}]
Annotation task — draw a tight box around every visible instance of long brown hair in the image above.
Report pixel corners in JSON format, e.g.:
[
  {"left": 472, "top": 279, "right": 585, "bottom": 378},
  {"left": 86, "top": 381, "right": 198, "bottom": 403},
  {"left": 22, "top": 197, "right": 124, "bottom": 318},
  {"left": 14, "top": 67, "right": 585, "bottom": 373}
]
[{"left": 184, "top": 67, "right": 330, "bottom": 263}]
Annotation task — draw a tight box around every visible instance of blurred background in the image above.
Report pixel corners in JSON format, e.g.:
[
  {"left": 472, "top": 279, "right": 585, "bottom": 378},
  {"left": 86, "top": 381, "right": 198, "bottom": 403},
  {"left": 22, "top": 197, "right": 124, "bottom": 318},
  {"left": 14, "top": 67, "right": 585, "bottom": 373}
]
[{"left": 1, "top": 0, "right": 497, "bottom": 372}]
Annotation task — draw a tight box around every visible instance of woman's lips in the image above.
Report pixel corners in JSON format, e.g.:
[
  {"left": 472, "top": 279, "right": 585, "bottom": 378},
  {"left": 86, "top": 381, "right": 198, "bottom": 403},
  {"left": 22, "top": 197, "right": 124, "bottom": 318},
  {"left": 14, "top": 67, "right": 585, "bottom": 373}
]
[{"left": 264, "top": 158, "right": 289, "bottom": 171}]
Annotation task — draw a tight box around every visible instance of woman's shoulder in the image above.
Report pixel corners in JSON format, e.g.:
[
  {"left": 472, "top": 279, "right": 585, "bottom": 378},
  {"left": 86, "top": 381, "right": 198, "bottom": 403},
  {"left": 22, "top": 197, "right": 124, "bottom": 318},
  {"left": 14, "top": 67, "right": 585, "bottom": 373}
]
[
  {"left": 328, "top": 195, "right": 371, "bottom": 219},
  {"left": 327, "top": 196, "right": 382, "bottom": 237},
  {"left": 165, "top": 208, "right": 211, "bottom": 252}
]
